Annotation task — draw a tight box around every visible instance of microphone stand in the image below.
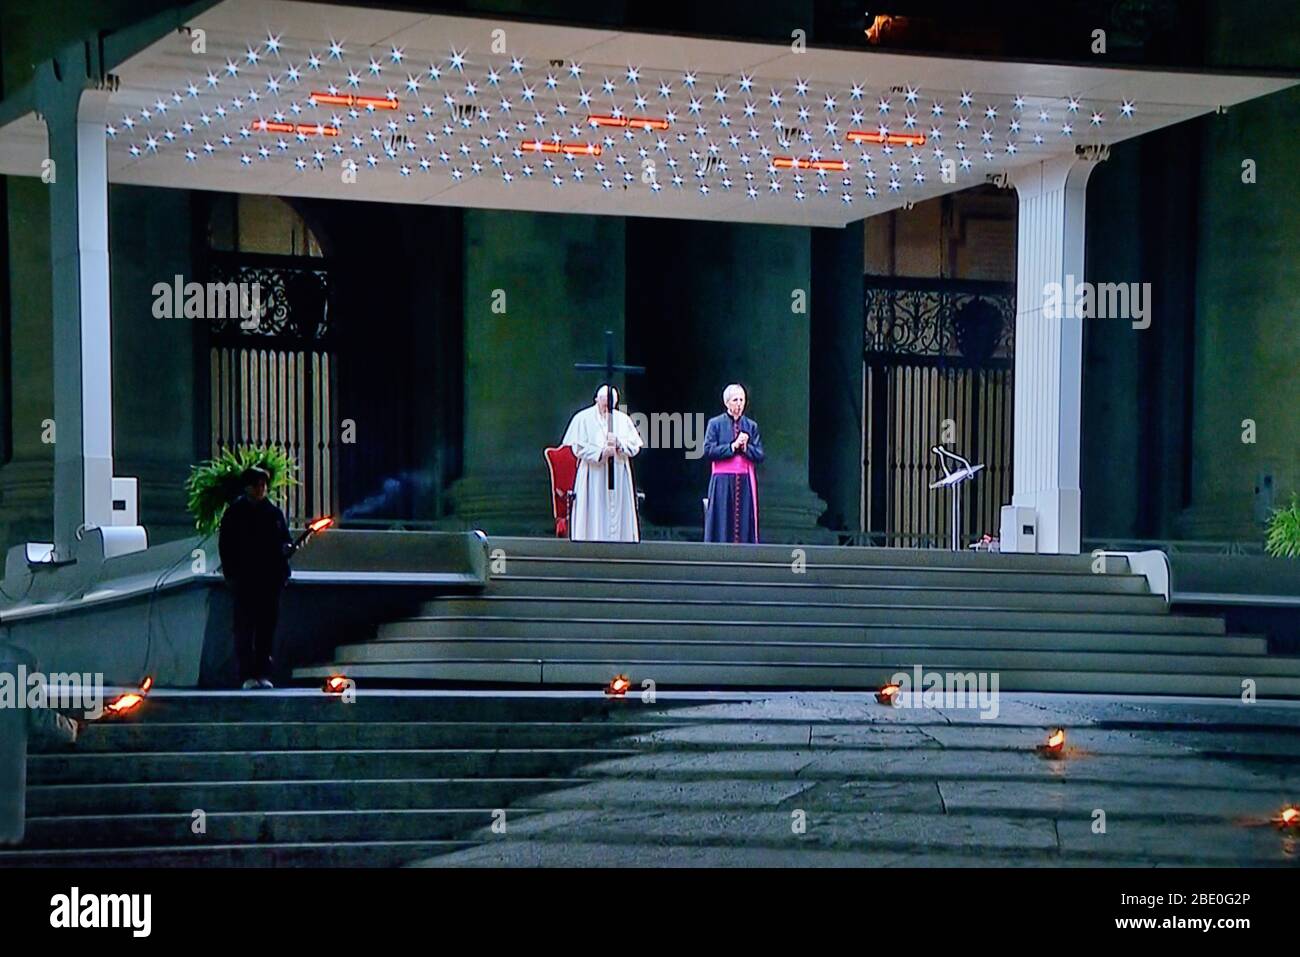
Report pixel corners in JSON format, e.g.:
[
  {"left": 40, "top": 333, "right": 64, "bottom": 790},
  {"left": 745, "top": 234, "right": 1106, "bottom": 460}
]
[{"left": 929, "top": 447, "right": 985, "bottom": 552}]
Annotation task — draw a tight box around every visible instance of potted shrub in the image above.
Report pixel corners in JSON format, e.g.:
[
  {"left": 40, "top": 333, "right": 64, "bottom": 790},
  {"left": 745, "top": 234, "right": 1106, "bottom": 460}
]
[
  {"left": 1265, "top": 494, "right": 1300, "bottom": 559},
  {"left": 185, "top": 446, "right": 298, "bottom": 536}
]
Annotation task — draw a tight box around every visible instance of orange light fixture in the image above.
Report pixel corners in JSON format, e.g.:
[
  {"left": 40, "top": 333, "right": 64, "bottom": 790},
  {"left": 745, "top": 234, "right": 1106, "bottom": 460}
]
[
  {"left": 104, "top": 676, "right": 154, "bottom": 717},
  {"left": 254, "top": 119, "right": 340, "bottom": 137},
  {"left": 875, "top": 682, "right": 901, "bottom": 705},
  {"left": 308, "top": 91, "right": 398, "bottom": 110},
  {"left": 773, "top": 157, "right": 849, "bottom": 172},
  {"left": 322, "top": 674, "right": 350, "bottom": 694},
  {"left": 846, "top": 130, "right": 927, "bottom": 148},
  {"left": 587, "top": 115, "right": 671, "bottom": 131},
  {"left": 521, "top": 140, "right": 602, "bottom": 156},
  {"left": 605, "top": 674, "right": 631, "bottom": 696}
]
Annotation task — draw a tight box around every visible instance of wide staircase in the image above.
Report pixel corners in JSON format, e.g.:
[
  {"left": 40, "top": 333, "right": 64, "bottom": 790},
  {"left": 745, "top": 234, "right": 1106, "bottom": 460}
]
[
  {"left": 4, "top": 692, "right": 630, "bottom": 866},
  {"left": 6, "top": 689, "right": 1300, "bottom": 866},
  {"left": 295, "top": 538, "right": 1300, "bottom": 697}
]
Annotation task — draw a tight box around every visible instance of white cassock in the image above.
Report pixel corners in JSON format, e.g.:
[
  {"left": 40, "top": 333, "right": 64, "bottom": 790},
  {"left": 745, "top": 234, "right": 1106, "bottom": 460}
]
[{"left": 561, "top": 404, "right": 644, "bottom": 542}]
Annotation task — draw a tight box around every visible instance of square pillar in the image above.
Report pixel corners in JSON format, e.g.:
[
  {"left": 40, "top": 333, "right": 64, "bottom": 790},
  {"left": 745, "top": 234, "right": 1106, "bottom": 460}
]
[
  {"left": 43, "top": 82, "right": 128, "bottom": 558},
  {"left": 1003, "top": 152, "right": 1103, "bottom": 554}
]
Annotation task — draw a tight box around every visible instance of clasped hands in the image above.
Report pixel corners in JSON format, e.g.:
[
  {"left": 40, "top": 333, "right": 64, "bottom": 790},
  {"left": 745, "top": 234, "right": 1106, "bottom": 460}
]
[
  {"left": 602, "top": 433, "right": 621, "bottom": 460},
  {"left": 730, "top": 431, "right": 750, "bottom": 454}
]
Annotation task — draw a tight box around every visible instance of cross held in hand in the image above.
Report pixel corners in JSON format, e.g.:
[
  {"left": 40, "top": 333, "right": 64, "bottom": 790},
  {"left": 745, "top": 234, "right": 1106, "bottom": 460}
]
[{"left": 574, "top": 329, "right": 645, "bottom": 490}]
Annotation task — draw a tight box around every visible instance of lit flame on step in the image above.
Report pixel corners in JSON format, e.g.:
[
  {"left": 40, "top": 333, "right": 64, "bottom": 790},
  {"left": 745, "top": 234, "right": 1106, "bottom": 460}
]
[
  {"left": 1281, "top": 806, "right": 1299, "bottom": 827},
  {"left": 605, "top": 674, "right": 631, "bottom": 696},
  {"left": 1036, "top": 728, "right": 1068, "bottom": 758},
  {"left": 322, "top": 674, "right": 350, "bottom": 694},
  {"left": 875, "top": 682, "right": 900, "bottom": 705}
]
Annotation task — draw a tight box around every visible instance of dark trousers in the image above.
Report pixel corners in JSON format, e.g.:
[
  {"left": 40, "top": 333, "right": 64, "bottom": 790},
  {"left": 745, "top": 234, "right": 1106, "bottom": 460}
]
[{"left": 231, "top": 581, "right": 283, "bottom": 683}]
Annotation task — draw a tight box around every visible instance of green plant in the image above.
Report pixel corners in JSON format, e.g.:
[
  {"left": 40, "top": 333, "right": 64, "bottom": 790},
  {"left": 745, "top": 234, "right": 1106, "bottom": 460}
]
[
  {"left": 185, "top": 446, "right": 298, "bottom": 536},
  {"left": 1265, "top": 494, "right": 1300, "bottom": 559}
]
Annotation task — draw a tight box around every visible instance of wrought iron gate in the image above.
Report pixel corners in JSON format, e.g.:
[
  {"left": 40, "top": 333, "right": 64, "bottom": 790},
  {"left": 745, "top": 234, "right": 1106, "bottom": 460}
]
[
  {"left": 863, "top": 277, "right": 1015, "bottom": 548},
  {"left": 206, "top": 253, "right": 337, "bottom": 526}
]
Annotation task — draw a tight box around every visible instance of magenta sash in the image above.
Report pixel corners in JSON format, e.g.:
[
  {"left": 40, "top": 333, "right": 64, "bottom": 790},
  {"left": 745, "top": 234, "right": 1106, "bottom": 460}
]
[{"left": 710, "top": 456, "right": 759, "bottom": 542}]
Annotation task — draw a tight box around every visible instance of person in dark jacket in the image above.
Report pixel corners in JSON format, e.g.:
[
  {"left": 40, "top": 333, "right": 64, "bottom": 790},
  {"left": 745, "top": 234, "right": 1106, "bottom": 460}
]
[{"left": 218, "top": 466, "right": 293, "bottom": 689}]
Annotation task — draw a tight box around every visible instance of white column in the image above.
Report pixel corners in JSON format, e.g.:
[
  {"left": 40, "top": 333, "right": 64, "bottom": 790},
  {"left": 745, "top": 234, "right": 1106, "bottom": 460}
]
[
  {"left": 48, "top": 87, "right": 118, "bottom": 558},
  {"left": 77, "top": 91, "right": 115, "bottom": 532},
  {"left": 1003, "top": 153, "right": 1101, "bottom": 555}
]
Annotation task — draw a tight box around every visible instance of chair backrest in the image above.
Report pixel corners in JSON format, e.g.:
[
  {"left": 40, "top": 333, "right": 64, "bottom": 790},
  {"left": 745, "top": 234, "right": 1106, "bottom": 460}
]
[{"left": 543, "top": 446, "right": 579, "bottom": 537}]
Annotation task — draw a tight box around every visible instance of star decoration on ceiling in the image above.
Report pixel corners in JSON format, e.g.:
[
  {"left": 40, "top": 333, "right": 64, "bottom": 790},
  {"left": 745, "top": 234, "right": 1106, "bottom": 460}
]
[{"left": 108, "top": 28, "right": 1145, "bottom": 218}]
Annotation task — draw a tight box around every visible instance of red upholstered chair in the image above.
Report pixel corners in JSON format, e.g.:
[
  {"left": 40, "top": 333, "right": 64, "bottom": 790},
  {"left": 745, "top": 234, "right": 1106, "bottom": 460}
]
[{"left": 543, "top": 446, "right": 578, "bottom": 538}]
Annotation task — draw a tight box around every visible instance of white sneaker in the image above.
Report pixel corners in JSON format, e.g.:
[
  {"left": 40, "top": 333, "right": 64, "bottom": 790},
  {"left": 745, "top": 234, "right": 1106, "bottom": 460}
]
[
  {"left": 256, "top": 678, "right": 275, "bottom": 689},
  {"left": 241, "top": 679, "right": 260, "bottom": 690}
]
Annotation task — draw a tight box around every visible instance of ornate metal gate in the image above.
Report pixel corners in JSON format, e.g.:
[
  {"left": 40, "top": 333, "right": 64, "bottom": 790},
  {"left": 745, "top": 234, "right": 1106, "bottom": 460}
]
[
  {"left": 206, "top": 253, "right": 337, "bottom": 526},
  {"left": 863, "top": 276, "right": 1015, "bottom": 548}
]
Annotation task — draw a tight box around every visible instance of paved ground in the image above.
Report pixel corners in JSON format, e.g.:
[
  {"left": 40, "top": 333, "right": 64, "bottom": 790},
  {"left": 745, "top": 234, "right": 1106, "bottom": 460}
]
[{"left": 414, "top": 691, "right": 1300, "bottom": 867}]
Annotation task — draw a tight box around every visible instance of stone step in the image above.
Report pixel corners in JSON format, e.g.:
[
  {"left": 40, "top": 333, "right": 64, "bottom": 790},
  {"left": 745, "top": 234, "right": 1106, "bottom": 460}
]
[
  {"left": 380, "top": 612, "right": 1225, "bottom": 639},
  {"left": 487, "top": 575, "right": 1153, "bottom": 604},
  {"left": 460, "top": 590, "right": 1180, "bottom": 613},
  {"left": 820, "top": 722, "right": 1300, "bottom": 756},
  {"left": 18, "top": 808, "right": 532, "bottom": 850},
  {"left": 427, "top": 807, "right": 1290, "bottom": 865},
  {"left": 494, "top": 556, "right": 1135, "bottom": 589},
  {"left": 27, "top": 776, "right": 590, "bottom": 817},
  {"left": 488, "top": 536, "right": 1120, "bottom": 572},
  {"left": 38, "top": 731, "right": 1300, "bottom": 789},
  {"left": 66, "top": 720, "right": 661, "bottom": 753},
  {"left": 422, "top": 596, "right": 1207, "bottom": 630},
  {"left": 526, "top": 777, "right": 1296, "bottom": 822},
  {"left": 491, "top": 561, "right": 1144, "bottom": 590},
  {"left": 625, "top": 719, "right": 1300, "bottom": 757},
  {"left": 0, "top": 840, "right": 480, "bottom": 868},
  {"left": 26, "top": 748, "right": 638, "bottom": 786},
  {"left": 573, "top": 746, "right": 1300, "bottom": 790},
  {"left": 937, "top": 779, "right": 1300, "bottom": 822},
  {"left": 55, "top": 717, "right": 1300, "bottom": 759},
  {"left": 332, "top": 638, "right": 1285, "bottom": 673},
  {"left": 413, "top": 841, "right": 1146, "bottom": 868},
  {"left": 344, "top": 630, "right": 1267, "bottom": 660},
  {"left": 295, "top": 659, "right": 1300, "bottom": 698},
  {"left": 16, "top": 796, "right": 1285, "bottom": 863},
  {"left": 76, "top": 690, "right": 645, "bottom": 725}
]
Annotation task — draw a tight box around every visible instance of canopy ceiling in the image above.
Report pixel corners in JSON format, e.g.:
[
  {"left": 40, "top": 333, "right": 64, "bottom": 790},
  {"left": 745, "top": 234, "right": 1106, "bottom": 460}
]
[{"left": 0, "top": 0, "right": 1293, "bottom": 226}]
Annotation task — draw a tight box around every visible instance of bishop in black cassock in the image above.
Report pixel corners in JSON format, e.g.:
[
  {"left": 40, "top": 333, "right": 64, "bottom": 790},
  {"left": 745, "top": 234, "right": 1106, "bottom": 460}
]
[{"left": 703, "top": 384, "right": 764, "bottom": 543}]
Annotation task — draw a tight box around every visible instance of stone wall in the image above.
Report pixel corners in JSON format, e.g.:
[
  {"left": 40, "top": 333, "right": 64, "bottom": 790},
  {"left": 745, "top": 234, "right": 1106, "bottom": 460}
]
[{"left": 1180, "top": 2, "right": 1300, "bottom": 539}]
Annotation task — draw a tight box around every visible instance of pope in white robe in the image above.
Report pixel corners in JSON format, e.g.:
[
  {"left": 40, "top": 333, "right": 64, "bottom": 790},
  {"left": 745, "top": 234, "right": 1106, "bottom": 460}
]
[{"left": 561, "top": 386, "right": 644, "bottom": 541}]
